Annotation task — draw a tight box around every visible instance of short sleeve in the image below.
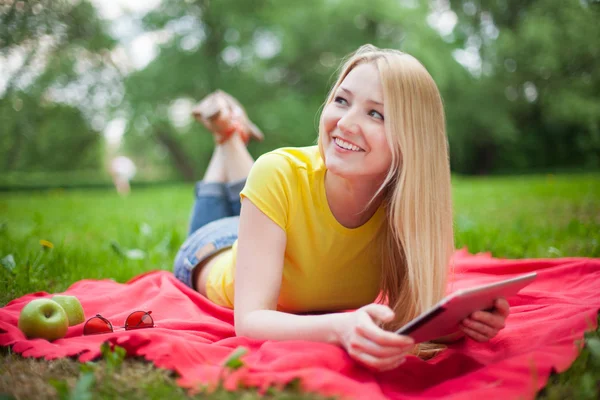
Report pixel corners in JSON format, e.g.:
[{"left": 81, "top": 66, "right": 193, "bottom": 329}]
[{"left": 240, "top": 152, "right": 296, "bottom": 231}]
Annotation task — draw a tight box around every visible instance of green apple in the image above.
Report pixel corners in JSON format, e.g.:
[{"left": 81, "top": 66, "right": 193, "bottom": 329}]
[
  {"left": 18, "top": 299, "right": 68, "bottom": 341},
  {"left": 51, "top": 295, "right": 85, "bottom": 326}
]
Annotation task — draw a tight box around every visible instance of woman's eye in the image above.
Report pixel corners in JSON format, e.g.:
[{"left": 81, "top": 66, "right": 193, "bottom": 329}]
[
  {"left": 369, "top": 110, "right": 384, "bottom": 120},
  {"left": 334, "top": 96, "right": 348, "bottom": 105}
]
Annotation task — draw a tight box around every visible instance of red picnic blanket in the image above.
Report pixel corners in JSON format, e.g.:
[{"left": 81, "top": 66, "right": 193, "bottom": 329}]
[{"left": 1, "top": 249, "right": 600, "bottom": 400}]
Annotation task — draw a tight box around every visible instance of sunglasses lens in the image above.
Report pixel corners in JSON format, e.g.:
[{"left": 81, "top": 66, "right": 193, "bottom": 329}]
[
  {"left": 125, "top": 311, "right": 154, "bottom": 330},
  {"left": 83, "top": 315, "right": 113, "bottom": 335}
]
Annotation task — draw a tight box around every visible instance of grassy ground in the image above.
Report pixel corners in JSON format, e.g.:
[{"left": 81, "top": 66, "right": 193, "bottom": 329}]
[{"left": 0, "top": 173, "right": 599, "bottom": 399}]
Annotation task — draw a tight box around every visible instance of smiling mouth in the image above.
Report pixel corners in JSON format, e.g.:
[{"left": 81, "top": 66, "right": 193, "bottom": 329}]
[{"left": 334, "top": 137, "right": 364, "bottom": 152}]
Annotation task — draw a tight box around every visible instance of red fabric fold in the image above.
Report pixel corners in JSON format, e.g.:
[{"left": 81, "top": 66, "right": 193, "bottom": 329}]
[{"left": 1, "top": 249, "right": 599, "bottom": 400}]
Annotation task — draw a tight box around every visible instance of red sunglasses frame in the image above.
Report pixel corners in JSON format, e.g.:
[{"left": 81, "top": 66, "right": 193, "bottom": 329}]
[{"left": 83, "top": 311, "right": 154, "bottom": 335}]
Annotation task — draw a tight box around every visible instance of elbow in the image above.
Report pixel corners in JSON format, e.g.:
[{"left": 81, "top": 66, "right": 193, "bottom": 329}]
[
  {"left": 234, "top": 317, "right": 245, "bottom": 337},
  {"left": 234, "top": 308, "right": 271, "bottom": 339},
  {"left": 234, "top": 321, "right": 246, "bottom": 337},
  {"left": 234, "top": 310, "right": 253, "bottom": 337}
]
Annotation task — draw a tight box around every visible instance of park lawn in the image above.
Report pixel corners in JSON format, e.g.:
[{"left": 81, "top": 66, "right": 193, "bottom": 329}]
[{"left": 0, "top": 173, "right": 599, "bottom": 399}]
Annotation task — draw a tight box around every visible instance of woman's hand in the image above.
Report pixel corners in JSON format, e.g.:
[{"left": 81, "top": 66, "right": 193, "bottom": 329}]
[
  {"left": 335, "top": 304, "right": 414, "bottom": 371},
  {"left": 460, "top": 298, "right": 510, "bottom": 342}
]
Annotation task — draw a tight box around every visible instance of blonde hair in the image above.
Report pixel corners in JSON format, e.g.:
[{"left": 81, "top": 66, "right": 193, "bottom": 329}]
[{"left": 318, "top": 44, "right": 455, "bottom": 356}]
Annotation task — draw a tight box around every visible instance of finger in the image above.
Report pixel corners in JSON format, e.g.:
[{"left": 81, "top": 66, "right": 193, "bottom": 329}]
[
  {"left": 349, "top": 334, "right": 411, "bottom": 358},
  {"left": 355, "top": 318, "right": 414, "bottom": 348},
  {"left": 462, "top": 317, "right": 499, "bottom": 338},
  {"left": 351, "top": 350, "right": 406, "bottom": 371},
  {"left": 356, "top": 307, "right": 414, "bottom": 348},
  {"left": 494, "top": 298, "right": 511, "bottom": 318},
  {"left": 378, "top": 356, "right": 407, "bottom": 372},
  {"left": 470, "top": 310, "right": 506, "bottom": 330},
  {"left": 350, "top": 347, "right": 406, "bottom": 366},
  {"left": 362, "top": 304, "right": 395, "bottom": 324},
  {"left": 461, "top": 325, "right": 490, "bottom": 342},
  {"left": 374, "top": 354, "right": 407, "bottom": 371}
]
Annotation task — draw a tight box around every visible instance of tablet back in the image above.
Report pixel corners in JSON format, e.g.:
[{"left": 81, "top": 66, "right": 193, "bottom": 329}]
[{"left": 395, "top": 272, "right": 537, "bottom": 343}]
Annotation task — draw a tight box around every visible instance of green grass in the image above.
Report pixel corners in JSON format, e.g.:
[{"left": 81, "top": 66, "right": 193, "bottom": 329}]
[{"left": 0, "top": 173, "right": 599, "bottom": 399}]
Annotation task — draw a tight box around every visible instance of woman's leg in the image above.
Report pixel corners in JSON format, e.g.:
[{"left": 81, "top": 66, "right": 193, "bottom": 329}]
[
  {"left": 226, "top": 179, "right": 245, "bottom": 216},
  {"left": 221, "top": 133, "right": 254, "bottom": 216},
  {"left": 203, "top": 145, "right": 227, "bottom": 183},
  {"left": 177, "top": 132, "right": 255, "bottom": 290},
  {"left": 188, "top": 131, "right": 254, "bottom": 234},
  {"left": 177, "top": 144, "right": 232, "bottom": 289},
  {"left": 187, "top": 146, "right": 229, "bottom": 236},
  {"left": 221, "top": 133, "right": 254, "bottom": 183},
  {"left": 178, "top": 85, "right": 260, "bottom": 290},
  {"left": 192, "top": 133, "right": 254, "bottom": 289}
]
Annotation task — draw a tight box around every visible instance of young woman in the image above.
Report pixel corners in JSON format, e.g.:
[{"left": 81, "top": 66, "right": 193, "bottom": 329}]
[{"left": 174, "top": 44, "right": 510, "bottom": 371}]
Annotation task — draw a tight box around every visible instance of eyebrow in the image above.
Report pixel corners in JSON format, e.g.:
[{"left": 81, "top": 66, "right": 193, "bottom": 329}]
[{"left": 339, "top": 87, "right": 383, "bottom": 106}]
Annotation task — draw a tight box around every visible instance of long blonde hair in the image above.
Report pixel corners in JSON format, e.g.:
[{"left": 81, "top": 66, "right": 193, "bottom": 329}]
[{"left": 318, "top": 44, "right": 454, "bottom": 355}]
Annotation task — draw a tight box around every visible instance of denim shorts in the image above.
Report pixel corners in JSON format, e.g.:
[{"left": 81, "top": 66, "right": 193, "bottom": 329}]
[{"left": 173, "top": 179, "right": 244, "bottom": 288}]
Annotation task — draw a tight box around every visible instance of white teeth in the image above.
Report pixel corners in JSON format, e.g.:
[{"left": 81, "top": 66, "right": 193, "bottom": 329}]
[{"left": 334, "top": 137, "right": 362, "bottom": 152}]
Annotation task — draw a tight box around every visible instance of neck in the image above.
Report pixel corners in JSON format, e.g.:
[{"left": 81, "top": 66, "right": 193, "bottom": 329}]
[{"left": 324, "top": 171, "right": 386, "bottom": 229}]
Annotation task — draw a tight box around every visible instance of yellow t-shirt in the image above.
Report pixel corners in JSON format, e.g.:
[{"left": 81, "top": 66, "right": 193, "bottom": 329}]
[{"left": 206, "top": 146, "right": 385, "bottom": 313}]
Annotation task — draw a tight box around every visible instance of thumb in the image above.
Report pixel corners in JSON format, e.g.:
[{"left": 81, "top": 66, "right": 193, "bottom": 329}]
[{"left": 362, "top": 304, "right": 395, "bottom": 324}]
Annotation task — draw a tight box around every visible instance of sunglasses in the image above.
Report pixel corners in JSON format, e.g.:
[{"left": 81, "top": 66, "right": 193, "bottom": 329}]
[{"left": 83, "top": 311, "right": 154, "bottom": 335}]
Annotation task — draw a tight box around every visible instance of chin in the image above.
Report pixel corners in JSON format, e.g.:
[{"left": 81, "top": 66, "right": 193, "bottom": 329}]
[
  {"left": 327, "top": 154, "right": 389, "bottom": 184},
  {"left": 324, "top": 151, "right": 359, "bottom": 178}
]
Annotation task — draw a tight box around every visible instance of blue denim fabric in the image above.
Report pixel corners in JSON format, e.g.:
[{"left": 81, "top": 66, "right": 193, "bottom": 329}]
[{"left": 173, "top": 179, "right": 245, "bottom": 288}]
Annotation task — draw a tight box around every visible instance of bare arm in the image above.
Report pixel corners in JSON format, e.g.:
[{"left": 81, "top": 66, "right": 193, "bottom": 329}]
[
  {"left": 233, "top": 198, "right": 347, "bottom": 343},
  {"left": 234, "top": 198, "right": 414, "bottom": 371}
]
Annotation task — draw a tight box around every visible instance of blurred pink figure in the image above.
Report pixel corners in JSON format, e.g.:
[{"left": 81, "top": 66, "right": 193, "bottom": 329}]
[{"left": 110, "top": 156, "right": 136, "bottom": 196}]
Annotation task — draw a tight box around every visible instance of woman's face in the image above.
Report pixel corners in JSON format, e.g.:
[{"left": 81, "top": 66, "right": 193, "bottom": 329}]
[{"left": 320, "top": 63, "right": 393, "bottom": 183}]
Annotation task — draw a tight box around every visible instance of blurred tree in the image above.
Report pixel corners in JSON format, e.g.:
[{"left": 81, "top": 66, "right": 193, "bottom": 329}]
[
  {"left": 448, "top": 0, "right": 600, "bottom": 173},
  {"left": 2, "top": 0, "right": 597, "bottom": 179},
  {"left": 121, "top": 0, "right": 463, "bottom": 180},
  {"left": 0, "top": 0, "right": 118, "bottom": 172},
  {"left": 0, "top": 94, "right": 100, "bottom": 170}
]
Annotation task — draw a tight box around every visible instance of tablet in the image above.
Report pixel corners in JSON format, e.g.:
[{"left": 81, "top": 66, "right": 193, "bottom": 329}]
[{"left": 394, "top": 272, "right": 537, "bottom": 343}]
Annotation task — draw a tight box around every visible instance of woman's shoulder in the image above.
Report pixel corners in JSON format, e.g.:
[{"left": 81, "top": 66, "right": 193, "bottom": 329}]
[{"left": 259, "top": 145, "right": 323, "bottom": 174}]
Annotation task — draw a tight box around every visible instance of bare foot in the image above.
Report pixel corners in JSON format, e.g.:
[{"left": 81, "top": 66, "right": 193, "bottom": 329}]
[{"left": 192, "top": 90, "right": 264, "bottom": 144}]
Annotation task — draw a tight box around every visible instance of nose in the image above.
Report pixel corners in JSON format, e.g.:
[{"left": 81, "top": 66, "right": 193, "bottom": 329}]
[{"left": 336, "top": 110, "right": 361, "bottom": 136}]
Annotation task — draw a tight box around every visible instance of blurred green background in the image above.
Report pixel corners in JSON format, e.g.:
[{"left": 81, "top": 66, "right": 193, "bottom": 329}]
[{"left": 1, "top": 0, "right": 599, "bottom": 188}]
